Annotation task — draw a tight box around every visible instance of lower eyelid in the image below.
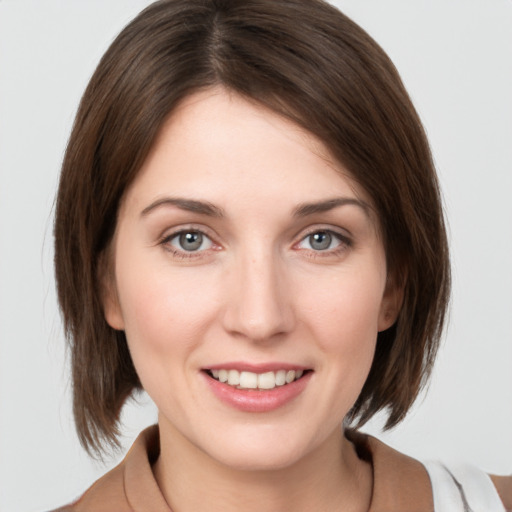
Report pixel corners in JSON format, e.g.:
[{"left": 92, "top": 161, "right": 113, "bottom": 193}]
[{"left": 302, "top": 240, "right": 351, "bottom": 260}]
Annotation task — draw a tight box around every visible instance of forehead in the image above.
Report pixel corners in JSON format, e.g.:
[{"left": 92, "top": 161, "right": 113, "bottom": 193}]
[{"left": 120, "top": 87, "right": 378, "bottom": 226}]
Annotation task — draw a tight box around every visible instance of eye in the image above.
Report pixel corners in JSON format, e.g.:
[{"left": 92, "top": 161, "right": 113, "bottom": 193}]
[
  {"left": 167, "top": 230, "right": 213, "bottom": 252},
  {"left": 297, "top": 230, "right": 348, "bottom": 252}
]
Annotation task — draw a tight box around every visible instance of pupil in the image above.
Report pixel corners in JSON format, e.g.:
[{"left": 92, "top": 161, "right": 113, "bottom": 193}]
[
  {"left": 310, "top": 231, "right": 331, "bottom": 250},
  {"left": 179, "top": 232, "right": 202, "bottom": 251}
]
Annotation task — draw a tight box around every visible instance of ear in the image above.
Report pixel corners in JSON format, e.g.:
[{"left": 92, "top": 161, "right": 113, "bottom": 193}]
[
  {"left": 98, "top": 252, "right": 125, "bottom": 331},
  {"left": 378, "top": 274, "right": 405, "bottom": 332}
]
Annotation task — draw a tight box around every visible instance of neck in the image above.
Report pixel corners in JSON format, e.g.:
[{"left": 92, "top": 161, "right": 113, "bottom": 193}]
[{"left": 153, "top": 418, "right": 372, "bottom": 512}]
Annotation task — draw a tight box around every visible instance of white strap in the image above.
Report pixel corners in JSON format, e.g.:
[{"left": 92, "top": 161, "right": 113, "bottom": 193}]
[{"left": 423, "top": 460, "right": 506, "bottom": 512}]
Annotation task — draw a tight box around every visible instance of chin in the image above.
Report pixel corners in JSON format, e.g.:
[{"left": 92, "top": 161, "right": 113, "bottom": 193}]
[
  {"left": 212, "top": 446, "right": 306, "bottom": 472},
  {"left": 198, "top": 425, "right": 323, "bottom": 472}
]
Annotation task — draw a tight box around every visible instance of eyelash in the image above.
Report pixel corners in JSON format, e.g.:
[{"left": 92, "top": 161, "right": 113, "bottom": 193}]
[
  {"left": 294, "top": 228, "right": 352, "bottom": 259},
  {"left": 158, "top": 227, "right": 352, "bottom": 260},
  {"left": 159, "top": 227, "right": 218, "bottom": 260}
]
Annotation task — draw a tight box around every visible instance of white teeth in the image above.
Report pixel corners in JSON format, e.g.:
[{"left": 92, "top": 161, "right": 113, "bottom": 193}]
[
  {"left": 257, "top": 371, "right": 276, "bottom": 390},
  {"left": 275, "top": 370, "right": 286, "bottom": 386},
  {"left": 227, "top": 369, "right": 240, "bottom": 386},
  {"left": 285, "top": 370, "right": 296, "bottom": 384},
  {"left": 209, "top": 368, "right": 306, "bottom": 389},
  {"left": 239, "top": 371, "right": 258, "bottom": 389}
]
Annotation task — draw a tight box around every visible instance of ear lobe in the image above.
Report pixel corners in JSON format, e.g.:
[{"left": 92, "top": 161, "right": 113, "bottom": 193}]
[
  {"left": 103, "top": 284, "right": 125, "bottom": 331},
  {"left": 378, "top": 275, "right": 405, "bottom": 332},
  {"left": 98, "top": 253, "right": 125, "bottom": 331}
]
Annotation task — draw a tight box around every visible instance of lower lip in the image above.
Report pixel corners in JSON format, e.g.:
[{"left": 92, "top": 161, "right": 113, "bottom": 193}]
[{"left": 202, "top": 371, "right": 312, "bottom": 413}]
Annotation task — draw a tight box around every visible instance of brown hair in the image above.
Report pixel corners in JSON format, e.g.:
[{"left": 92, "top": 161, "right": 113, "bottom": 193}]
[{"left": 54, "top": 0, "right": 450, "bottom": 456}]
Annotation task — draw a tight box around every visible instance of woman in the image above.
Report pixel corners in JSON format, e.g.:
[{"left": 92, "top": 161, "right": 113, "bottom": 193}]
[{"left": 49, "top": 0, "right": 510, "bottom": 510}]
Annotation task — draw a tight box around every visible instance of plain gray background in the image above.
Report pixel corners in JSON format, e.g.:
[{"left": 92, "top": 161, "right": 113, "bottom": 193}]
[{"left": 0, "top": 1, "right": 511, "bottom": 510}]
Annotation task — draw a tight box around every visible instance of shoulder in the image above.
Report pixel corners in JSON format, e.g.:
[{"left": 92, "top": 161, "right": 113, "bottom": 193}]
[
  {"left": 49, "top": 425, "right": 163, "bottom": 512},
  {"left": 48, "top": 462, "right": 129, "bottom": 512},
  {"left": 347, "top": 430, "right": 434, "bottom": 512},
  {"left": 424, "top": 460, "right": 510, "bottom": 512},
  {"left": 491, "top": 474, "right": 512, "bottom": 512},
  {"left": 349, "top": 430, "right": 511, "bottom": 512}
]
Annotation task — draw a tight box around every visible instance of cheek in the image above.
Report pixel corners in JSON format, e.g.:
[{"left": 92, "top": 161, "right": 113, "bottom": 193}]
[
  {"left": 299, "top": 267, "right": 385, "bottom": 352},
  {"left": 114, "top": 262, "right": 224, "bottom": 411},
  {"left": 115, "top": 256, "right": 221, "bottom": 359}
]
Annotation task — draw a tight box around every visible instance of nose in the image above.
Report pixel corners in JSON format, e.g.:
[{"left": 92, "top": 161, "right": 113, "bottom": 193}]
[{"left": 221, "top": 249, "right": 295, "bottom": 343}]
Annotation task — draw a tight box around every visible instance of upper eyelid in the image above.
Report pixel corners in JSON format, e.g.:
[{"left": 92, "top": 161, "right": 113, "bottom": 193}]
[
  {"left": 296, "top": 225, "right": 352, "bottom": 242},
  {"left": 159, "top": 224, "right": 217, "bottom": 242}
]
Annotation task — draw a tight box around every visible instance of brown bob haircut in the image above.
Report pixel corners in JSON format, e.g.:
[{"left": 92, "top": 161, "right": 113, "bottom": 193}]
[{"left": 54, "top": 0, "right": 450, "bottom": 456}]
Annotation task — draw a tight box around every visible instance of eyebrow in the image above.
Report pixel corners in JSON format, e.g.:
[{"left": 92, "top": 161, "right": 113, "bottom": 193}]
[
  {"left": 140, "top": 197, "right": 224, "bottom": 218},
  {"left": 140, "top": 196, "right": 371, "bottom": 220},
  {"left": 293, "top": 197, "right": 371, "bottom": 217}
]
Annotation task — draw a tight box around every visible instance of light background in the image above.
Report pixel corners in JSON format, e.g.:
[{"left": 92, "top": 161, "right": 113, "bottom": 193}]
[{"left": 0, "top": 1, "right": 511, "bottom": 510}]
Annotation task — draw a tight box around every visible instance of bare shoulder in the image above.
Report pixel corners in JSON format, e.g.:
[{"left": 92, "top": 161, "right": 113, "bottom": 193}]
[{"left": 490, "top": 474, "right": 512, "bottom": 511}]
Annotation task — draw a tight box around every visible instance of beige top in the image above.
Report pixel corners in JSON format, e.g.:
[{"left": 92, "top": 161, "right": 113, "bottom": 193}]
[{"left": 52, "top": 426, "right": 511, "bottom": 512}]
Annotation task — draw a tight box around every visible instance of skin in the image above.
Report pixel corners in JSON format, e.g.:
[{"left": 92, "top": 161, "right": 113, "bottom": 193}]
[{"left": 103, "top": 87, "right": 401, "bottom": 512}]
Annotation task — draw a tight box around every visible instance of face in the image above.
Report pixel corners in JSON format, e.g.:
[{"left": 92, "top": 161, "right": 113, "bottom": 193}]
[{"left": 104, "top": 88, "right": 400, "bottom": 471}]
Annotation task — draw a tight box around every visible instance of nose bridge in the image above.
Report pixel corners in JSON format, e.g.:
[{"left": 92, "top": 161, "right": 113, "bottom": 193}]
[{"left": 223, "top": 244, "right": 294, "bottom": 341}]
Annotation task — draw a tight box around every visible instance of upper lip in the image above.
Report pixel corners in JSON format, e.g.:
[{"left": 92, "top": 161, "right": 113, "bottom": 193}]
[{"left": 204, "top": 362, "right": 310, "bottom": 373}]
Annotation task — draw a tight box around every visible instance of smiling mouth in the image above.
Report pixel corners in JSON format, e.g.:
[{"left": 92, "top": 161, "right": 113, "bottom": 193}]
[{"left": 205, "top": 369, "right": 311, "bottom": 390}]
